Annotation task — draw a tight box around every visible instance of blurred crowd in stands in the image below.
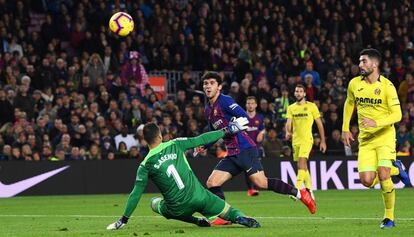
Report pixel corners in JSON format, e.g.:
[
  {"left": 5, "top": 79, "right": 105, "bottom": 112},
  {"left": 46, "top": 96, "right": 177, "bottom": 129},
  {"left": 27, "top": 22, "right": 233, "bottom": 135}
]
[{"left": 0, "top": 0, "right": 413, "bottom": 161}]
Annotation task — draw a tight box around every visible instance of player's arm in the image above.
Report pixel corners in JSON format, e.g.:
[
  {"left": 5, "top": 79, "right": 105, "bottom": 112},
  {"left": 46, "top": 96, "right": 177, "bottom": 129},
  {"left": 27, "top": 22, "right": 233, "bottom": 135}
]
[
  {"left": 175, "top": 130, "right": 225, "bottom": 151},
  {"left": 107, "top": 165, "right": 149, "bottom": 230},
  {"left": 257, "top": 129, "right": 265, "bottom": 143},
  {"left": 198, "top": 122, "right": 216, "bottom": 151},
  {"left": 342, "top": 80, "right": 356, "bottom": 146},
  {"left": 315, "top": 118, "right": 326, "bottom": 153},
  {"left": 312, "top": 104, "right": 326, "bottom": 153},
  {"left": 256, "top": 116, "right": 266, "bottom": 143},
  {"left": 285, "top": 106, "right": 293, "bottom": 140},
  {"left": 362, "top": 83, "right": 402, "bottom": 128},
  {"left": 176, "top": 118, "right": 249, "bottom": 150}
]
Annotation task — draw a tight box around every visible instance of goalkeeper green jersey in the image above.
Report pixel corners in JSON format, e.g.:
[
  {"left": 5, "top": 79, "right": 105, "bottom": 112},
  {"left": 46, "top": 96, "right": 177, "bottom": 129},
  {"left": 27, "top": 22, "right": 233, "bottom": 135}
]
[{"left": 123, "top": 130, "right": 225, "bottom": 217}]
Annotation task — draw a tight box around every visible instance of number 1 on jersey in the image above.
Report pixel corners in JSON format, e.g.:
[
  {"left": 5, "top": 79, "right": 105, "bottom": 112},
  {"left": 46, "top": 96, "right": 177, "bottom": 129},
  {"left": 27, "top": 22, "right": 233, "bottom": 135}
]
[{"left": 166, "top": 164, "right": 185, "bottom": 190}]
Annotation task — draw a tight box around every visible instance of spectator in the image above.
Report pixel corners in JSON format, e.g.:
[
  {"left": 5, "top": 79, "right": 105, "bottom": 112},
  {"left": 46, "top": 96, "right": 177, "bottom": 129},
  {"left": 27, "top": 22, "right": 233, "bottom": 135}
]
[
  {"left": 116, "top": 141, "right": 129, "bottom": 159},
  {"left": 0, "top": 88, "right": 14, "bottom": 127},
  {"left": 40, "top": 145, "right": 53, "bottom": 160},
  {"left": 68, "top": 147, "right": 86, "bottom": 160},
  {"left": 0, "top": 145, "right": 12, "bottom": 160},
  {"left": 281, "top": 145, "right": 292, "bottom": 158},
  {"left": 128, "top": 146, "right": 140, "bottom": 159},
  {"left": 114, "top": 126, "right": 138, "bottom": 151},
  {"left": 300, "top": 61, "right": 321, "bottom": 88},
  {"left": 14, "top": 84, "right": 34, "bottom": 120},
  {"left": 11, "top": 146, "right": 23, "bottom": 160},
  {"left": 86, "top": 143, "right": 102, "bottom": 160},
  {"left": 176, "top": 89, "right": 187, "bottom": 112},
  {"left": 274, "top": 87, "right": 290, "bottom": 122},
  {"left": 102, "top": 46, "right": 119, "bottom": 74},
  {"left": 257, "top": 98, "right": 273, "bottom": 120},
  {"left": 325, "top": 112, "right": 342, "bottom": 137},
  {"left": 304, "top": 74, "right": 317, "bottom": 102},
  {"left": 120, "top": 51, "right": 149, "bottom": 96},
  {"left": 176, "top": 71, "right": 196, "bottom": 98},
  {"left": 185, "top": 119, "right": 200, "bottom": 137},
  {"left": 84, "top": 53, "right": 105, "bottom": 87},
  {"left": 262, "top": 127, "right": 283, "bottom": 158},
  {"left": 51, "top": 148, "right": 66, "bottom": 161},
  {"left": 396, "top": 124, "right": 410, "bottom": 150},
  {"left": 21, "top": 144, "right": 35, "bottom": 161},
  {"left": 329, "top": 77, "right": 347, "bottom": 104},
  {"left": 327, "top": 130, "right": 345, "bottom": 156},
  {"left": 398, "top": 73, "right": 414, "bottom": 107}
]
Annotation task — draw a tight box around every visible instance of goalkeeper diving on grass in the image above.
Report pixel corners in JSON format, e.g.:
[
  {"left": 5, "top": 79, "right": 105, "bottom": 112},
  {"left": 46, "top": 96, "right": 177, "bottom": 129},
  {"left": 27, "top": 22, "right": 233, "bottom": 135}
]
[{"left": 107, "top": 118, "right": 261, "bottom": 230}]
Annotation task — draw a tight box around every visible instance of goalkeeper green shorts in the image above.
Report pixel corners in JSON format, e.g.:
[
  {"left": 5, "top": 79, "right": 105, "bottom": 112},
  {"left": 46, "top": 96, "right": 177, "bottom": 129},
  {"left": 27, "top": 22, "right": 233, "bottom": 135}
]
[{"left": 151, "top": 189, "right": 226, "bottom": 220}]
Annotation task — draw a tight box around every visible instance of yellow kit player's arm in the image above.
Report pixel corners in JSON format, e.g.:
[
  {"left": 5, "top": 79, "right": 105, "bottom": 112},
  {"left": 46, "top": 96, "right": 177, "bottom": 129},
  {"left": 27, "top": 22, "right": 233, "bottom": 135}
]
[
  {"left": 315, "top": 118, "right": 326, "bottom": 153},
  {"left": 285, "top": 118, "right": 292, "bottom": 140},
  {"left": 342, "top": 81, "right": 355, "bottom": 132},
  {"left": 285, "top": 106, "right": 293, "bottom": 140},
  {"left": 376, "top": 84, "right": 402, "bottom": 127}
]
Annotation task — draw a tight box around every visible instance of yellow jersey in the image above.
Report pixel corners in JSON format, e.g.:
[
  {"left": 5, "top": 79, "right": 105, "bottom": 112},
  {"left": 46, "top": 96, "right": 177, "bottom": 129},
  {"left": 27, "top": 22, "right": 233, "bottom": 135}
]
[
  {"left": 342, "top": 75, "right": 401, "bottom": 143},
  {"left": 287, "top": 101, "right": 320, "bottom": 145}
]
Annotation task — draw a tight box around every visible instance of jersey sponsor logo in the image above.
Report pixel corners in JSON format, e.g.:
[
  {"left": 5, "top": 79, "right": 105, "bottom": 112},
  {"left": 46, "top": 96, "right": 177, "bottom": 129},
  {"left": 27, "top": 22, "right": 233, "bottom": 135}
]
[
  {"left": 154, "top": 153, "right": 178, "bottom": 169},
  {"left": 355, "top": 97, "right": 382, "bottom": 105},
  {"left": 293, "top": 113, "right": 308, "bottom": 118},
  {"left": 212, "top": 119, "right": 223, "bottom": 129},
  {"left": 229, "top": 103, "right": 238, "bottom": 110},
  {"left": 374, "top": 88, "right": 381, "bottom": 95}
]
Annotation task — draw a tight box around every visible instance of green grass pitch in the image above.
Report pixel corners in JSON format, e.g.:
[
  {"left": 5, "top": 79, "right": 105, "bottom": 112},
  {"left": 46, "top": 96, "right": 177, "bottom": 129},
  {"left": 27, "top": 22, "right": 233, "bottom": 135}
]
[{"left": 0, "top": 189, "right": 413, "bottom": 236}]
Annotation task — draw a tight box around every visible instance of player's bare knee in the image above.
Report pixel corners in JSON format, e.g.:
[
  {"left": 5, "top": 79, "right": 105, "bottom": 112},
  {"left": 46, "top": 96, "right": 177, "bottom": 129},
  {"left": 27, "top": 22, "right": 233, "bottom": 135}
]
[
  {"left": 378, "top": 168, "right": 390, "bottom": 181},
  {"left": 360, "top": 177, "right": 374, "bottom": 187}
]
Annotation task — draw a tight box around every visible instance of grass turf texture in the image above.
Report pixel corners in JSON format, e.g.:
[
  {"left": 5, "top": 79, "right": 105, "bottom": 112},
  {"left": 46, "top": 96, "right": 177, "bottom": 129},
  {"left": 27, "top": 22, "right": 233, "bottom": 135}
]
[{"left": 0, "top": 189, "right": 413, "bottom": 237}]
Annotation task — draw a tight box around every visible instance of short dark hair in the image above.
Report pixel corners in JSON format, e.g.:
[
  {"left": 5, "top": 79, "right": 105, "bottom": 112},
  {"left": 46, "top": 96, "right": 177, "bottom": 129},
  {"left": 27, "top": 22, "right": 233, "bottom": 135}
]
[
  {"left": 201, "top": 71, "right": 222, "bottom": 85},
  {"left": 143, "top": 123, "right": 161, "bottom": 145},
  {"left": 295, "top": 84, "right": 306, "bottom": 91},
  {"left": 360, "top": 48, "right": 382, "bottom": 64}
]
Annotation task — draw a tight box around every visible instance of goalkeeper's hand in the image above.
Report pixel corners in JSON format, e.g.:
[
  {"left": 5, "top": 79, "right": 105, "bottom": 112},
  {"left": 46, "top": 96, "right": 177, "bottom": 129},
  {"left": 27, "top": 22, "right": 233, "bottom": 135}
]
[
  {"left": 224, "top": 117, "right": 249, "bottom": 135},
  {"left": 106, "top": 216, "right": 128, "bottom": 230}
]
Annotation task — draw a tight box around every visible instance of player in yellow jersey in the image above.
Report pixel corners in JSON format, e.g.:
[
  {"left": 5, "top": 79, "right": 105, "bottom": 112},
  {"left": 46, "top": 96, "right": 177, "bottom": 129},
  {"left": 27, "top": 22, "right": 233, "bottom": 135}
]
[
  {"left": 285, "top": 84, "right": 326, "bottom": 200},
  {"left": 342, "top": 48, "right": 411, "bottom": 229}
]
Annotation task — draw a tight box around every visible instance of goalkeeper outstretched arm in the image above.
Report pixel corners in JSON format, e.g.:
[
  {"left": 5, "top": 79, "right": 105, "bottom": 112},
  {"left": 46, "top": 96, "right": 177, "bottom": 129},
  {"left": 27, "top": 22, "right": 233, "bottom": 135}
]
[
  {"left": 175, "top": 117, "right": 249, "bottom": 151},
  {"left": 107, "top": 165, "right": 149, "bottom": 230}
]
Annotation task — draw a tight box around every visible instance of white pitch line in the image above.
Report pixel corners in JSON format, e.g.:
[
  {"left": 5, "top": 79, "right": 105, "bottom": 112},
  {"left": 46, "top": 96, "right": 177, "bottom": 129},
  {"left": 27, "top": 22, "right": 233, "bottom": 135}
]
[{"left": 0, "top": 214, "right": 413, "bottom": 221}]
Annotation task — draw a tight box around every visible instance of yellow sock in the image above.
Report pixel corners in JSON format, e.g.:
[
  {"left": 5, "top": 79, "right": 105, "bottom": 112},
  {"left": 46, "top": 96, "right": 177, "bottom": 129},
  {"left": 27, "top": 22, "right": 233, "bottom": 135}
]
[
  {"left": 369, "top": 174, "right": 379, "bottom": 188},
  {"left": 296, "top": 169, "right": 306, "bottom": 189},
  {"left": 390, "top": 165, "right": 399, "bottom": 176},
  {"left": 380, "top": 178, "right": 395, "bottom": 220},
  {"left": 304, "top": 170, "right": 312, "bottom": 190}
]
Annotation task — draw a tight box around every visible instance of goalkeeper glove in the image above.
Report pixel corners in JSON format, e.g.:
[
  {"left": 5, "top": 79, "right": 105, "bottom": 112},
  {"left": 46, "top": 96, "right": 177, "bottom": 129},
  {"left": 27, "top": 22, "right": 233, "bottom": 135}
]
[
  {"left": 106, "top": 215, "right": 129, "bottom": 230},
  {"left": 223, "top": 117, "right": 249, "bottom": 135}
]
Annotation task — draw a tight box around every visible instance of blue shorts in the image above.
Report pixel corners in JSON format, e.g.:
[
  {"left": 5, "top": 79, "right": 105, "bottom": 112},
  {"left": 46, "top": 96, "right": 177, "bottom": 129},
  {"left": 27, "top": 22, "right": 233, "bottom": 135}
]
[{"left": 214, "top": 147, "right": 263, "bottom": 176}]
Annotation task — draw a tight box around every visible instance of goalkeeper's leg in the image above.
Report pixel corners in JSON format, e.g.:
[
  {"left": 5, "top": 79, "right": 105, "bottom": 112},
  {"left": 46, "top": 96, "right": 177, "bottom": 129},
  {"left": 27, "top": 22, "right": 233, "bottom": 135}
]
[
  {"left": 219, "top": 203, "right": 260, "bottom": 228},
  {"left": 150, "top": 197, "right": 210, "bottom": 227}
]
